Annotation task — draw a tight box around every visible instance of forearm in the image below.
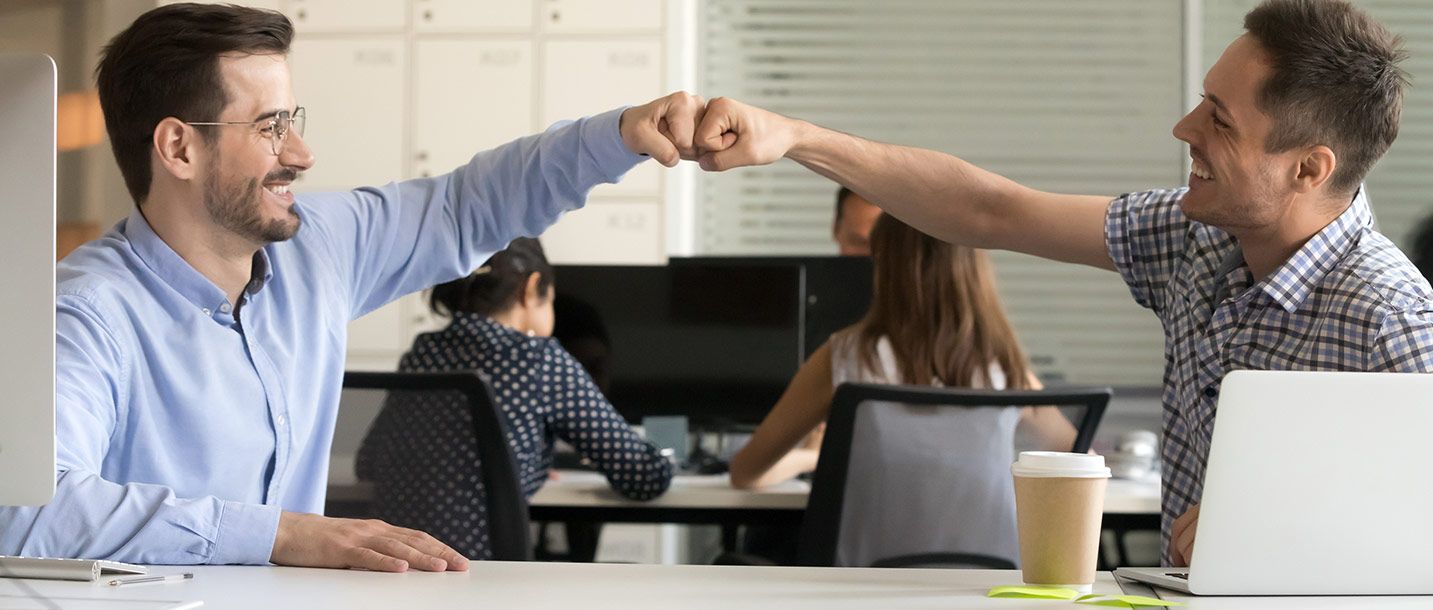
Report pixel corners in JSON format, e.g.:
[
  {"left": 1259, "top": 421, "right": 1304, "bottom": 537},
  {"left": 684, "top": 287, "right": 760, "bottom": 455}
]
[
  {"left": 595, "top": 439, "right": 675, "bottom": 501},
  {"left": 787, "top": 121, "right": 1022, "bottom": 248},
  {"left": 775, "top": 117, "right": 1113, "bottom": 269},
  {"left": 1019, "top": 406, "right": 1080, "bottom": 452},
  {"left": 0, "top": 469, "right": 280, "bottom": 565},
  {"left": 732, "top": 448, "right": 819, "bottom": 490}
]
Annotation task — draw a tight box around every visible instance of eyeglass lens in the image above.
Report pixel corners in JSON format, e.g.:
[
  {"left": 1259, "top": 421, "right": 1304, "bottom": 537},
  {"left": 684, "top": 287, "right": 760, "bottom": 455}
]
[{"left": 272, "top": 108, "right": 307, "bottom": 154}]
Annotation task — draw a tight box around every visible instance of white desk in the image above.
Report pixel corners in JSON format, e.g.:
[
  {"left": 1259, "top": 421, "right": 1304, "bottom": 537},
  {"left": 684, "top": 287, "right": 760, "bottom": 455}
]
[
  {"left": 530, "top": 470, "right": 1160, "bottom": 515},
  {"left": 328, "top": 460, "right": 1160, "bottom": 518},
  {"left": 4, "top": 564, "right": 1424, "bottom": 610}
]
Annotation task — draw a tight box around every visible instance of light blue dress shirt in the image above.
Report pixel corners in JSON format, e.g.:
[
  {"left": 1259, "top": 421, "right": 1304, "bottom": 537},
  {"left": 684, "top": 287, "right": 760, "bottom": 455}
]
[{"left": 0, "top": 108, "right": 644, "bottom": 565}]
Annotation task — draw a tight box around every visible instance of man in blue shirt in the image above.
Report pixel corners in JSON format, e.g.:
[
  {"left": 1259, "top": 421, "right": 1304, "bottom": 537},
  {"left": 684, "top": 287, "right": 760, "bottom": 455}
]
[
  {"left": 0, "top": 4, "right": 705, "bottom": 571},
  {"left": 686, "top": 0, "right": 1433, "bottom": 567}
]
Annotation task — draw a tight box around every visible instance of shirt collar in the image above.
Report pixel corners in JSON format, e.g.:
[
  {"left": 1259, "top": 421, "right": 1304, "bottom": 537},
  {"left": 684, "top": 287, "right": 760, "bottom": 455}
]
[
  {"left": 122, "top": 206, "right": 272, "bottom": 313},
  {"left": 248, "top": 247, "right": 273, "bottom": 296},
  {"left": 1256, "top": 188, "right": 1373, "bottom": 312}
]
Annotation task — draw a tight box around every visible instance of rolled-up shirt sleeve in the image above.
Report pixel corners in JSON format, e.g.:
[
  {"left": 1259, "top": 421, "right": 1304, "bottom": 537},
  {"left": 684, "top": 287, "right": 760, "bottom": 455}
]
[{"left": 1105, "top": 187, "right": 1192, "bottom": 316}]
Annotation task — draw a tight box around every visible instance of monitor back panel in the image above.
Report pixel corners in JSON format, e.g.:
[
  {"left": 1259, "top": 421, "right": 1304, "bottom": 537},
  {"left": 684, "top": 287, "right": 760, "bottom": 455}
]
[{"left": 0, "top": 53, "right": 57, "bottom": 506}]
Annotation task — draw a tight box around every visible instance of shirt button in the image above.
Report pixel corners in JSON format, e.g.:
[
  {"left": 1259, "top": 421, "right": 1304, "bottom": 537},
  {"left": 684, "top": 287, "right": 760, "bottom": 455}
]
[
  {"left": 201, "top": 308, "right": 211, "bottom": 316},
  {"left": 220, "top": 303, "right": 232, "bottom": 313},
  {"left": 275, "top": 414, "right": 287, "bottom": 426},
  {"left": 1203, "top": 386, "right": 1218, "bottom": 398}
]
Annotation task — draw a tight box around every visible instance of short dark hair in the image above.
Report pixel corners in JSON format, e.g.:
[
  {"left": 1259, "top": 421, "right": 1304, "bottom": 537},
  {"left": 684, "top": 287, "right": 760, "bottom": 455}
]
[
  {"left": 95, "top": 3, "right": 293, "bottom": 205},
  {"left": 1244, "top": 0, "right": 1407, "bottom": 196},
  {"left": 834, "top": 186, "right": 856, "bottom": 226},
  {"left": 429, "top": 238, "right": 555, "bottom": 318}
]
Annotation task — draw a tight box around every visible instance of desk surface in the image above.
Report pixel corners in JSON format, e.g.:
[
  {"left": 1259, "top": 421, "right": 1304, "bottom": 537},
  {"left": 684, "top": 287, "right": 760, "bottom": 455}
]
[
  {"left": 4, "top": 563, "right": 1424, "bottom": 610},
  {"left": 527, "top": 470, "right": 1160, "bottom": 515},
  {"left": 328, "top": 458, "right": 1162, "bottom": 516},
  {"left": 532, "top": 470, "right": 811, "bottom": 510}
]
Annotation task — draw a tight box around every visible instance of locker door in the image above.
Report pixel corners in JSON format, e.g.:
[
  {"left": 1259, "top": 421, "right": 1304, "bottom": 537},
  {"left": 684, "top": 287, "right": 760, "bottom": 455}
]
[
  {"left": 540, "top": 202, "right": 664, "bottom": 264},
  {"left": 543, "top": 39, "right": 663, "bottom": 197},
  {"left": 412, "top": 39, "right": 534, "bottom": 178},
  {"left": 287, "top": 0, "right": 406, "bottom": 32},
  {"left": 543, "top": 0, "right": 663, "bottom": 33},
  {"left": 288, "top": 37, "right": 406, "bottom": 191},
  {"left": 413, "top": 0, "right": 534, "bottom": 33}
]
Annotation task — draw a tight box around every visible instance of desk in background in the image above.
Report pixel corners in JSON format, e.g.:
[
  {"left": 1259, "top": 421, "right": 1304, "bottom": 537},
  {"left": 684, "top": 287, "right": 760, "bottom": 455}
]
[
  {"left": 6, "top": 563, "right": 1426, "bottom": 610},
  {"left": 328, "top": 461, "right": 1160, "bottom": 562}
]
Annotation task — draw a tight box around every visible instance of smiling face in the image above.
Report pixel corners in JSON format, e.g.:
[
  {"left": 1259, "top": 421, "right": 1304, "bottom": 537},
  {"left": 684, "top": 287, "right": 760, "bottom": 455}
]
[
  {"left": 200, "top": 52, "right": 314, "bottom": 245},
  {"left": 1172, "top": 35, "right": 1305, "bottom": 234}
]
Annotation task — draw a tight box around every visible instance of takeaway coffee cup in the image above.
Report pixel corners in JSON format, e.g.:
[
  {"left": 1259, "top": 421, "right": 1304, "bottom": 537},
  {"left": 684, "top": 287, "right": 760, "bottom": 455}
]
[{"left": 1010, "top": 451, "right": 1111, "bottom": 592}]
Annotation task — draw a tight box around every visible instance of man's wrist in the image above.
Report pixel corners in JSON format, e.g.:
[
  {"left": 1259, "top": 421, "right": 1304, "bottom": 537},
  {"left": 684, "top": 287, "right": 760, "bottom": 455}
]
[{"left": 784, "top": 119, "right": 820, "bottom": 162}]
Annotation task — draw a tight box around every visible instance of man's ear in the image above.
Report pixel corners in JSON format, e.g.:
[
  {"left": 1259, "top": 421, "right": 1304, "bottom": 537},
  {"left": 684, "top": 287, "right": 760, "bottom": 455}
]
[
  {"left": 1293, "top": 144, "right": 1336, "bottom": 195},
  {"left": 153, "top": 117, "right": 202, "bottom": 181}
]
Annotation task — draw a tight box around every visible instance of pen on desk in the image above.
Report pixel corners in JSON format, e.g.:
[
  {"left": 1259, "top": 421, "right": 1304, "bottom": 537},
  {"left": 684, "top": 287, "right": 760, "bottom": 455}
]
[{"left": 107, "top": 572, "right": 194, "bottom": 587}]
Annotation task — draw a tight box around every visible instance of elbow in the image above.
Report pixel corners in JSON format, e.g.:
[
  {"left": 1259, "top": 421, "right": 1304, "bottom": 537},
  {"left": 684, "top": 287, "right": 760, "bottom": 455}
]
[
  {"left": 617, "top": 470, "right": 673, "bottom": 502},
  {"left": 728, "top": 459, "right": 759, "bottom": 490}
]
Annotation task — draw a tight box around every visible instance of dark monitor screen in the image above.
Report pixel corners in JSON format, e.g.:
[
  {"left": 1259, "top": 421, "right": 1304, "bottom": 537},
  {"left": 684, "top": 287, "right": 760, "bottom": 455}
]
[
  {"left": 552, "top": 257, "right": 871, "bottom": 425},
  {"left": 553, "top": 262, "right": 801, "bottom": 424}
]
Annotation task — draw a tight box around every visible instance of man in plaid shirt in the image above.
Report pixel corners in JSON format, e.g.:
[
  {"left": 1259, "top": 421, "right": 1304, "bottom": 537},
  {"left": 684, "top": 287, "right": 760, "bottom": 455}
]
[{"left": 689, "top": 0, "right": 1433, "bottom": 566}]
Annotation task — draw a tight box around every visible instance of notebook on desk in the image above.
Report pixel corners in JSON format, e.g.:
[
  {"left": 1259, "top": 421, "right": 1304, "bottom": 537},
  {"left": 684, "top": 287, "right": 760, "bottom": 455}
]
[
  {"left": 0, "top": 556, "right": 146, "bottom": 582},
  {"left": 1116, "top": 370, "right": 1433, "bottom": 596}
]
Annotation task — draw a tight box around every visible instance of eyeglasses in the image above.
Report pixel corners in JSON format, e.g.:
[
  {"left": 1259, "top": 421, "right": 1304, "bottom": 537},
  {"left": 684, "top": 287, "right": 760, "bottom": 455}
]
[{"left": 184, "top": 107, "right": 306, "bottom": 155}]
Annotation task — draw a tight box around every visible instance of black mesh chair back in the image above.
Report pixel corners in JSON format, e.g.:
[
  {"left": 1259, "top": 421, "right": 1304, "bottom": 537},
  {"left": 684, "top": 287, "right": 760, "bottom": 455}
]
[
  {"left": 349, "top": 371, "right": 531, "bottom": 561},
  {"left": 796, "top": 382, "right": 1110, "bottom": 568}
]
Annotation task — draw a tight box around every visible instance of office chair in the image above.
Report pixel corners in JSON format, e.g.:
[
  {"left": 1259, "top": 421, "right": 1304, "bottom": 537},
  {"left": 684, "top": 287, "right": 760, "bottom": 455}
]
[
  {"left": 795, "top": 382, "right": 1110, "bottom": 568},
  {"left": 349, "top": 371, "right": 532, "bottom": 561}
]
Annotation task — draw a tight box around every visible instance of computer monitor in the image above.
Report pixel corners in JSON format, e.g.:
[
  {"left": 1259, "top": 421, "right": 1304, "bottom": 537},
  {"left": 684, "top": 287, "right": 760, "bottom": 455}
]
[
  {"left": 0, "top": 53, "right": 57, "bottom": 506},
  {"left": 552, "top": 257, "right": 871, "bottom": 425}
]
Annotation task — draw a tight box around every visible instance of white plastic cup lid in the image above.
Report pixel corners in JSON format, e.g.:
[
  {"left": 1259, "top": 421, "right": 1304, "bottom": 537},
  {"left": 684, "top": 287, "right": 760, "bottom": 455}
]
[{"left": 1010, "top": 451, "right": 1111, "bottom": 478}]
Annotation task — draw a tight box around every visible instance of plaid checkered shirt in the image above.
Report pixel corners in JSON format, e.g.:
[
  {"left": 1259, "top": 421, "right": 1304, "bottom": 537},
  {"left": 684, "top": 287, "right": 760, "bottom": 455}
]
[{"left": 1105, "top": 187, "right": 1433, "bottom": 566}]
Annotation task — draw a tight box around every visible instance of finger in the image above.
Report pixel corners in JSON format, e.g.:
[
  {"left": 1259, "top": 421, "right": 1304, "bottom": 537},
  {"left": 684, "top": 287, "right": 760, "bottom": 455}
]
[
  {"left": 685, "top": 100, "right": 708, "bottom": 160},
  {"left": 698, "top": 146, "right": 754, "bottom": 172},
  {"left": 373, "top": 535, "right": 449, "bottom": 572},
  {"left": 662, "top": 100, "right": 700, "bottom": 159},
  {"left": 349, "top": 546, "right": 409, "bottom": 573},
  {"left": 1174, "top": 519, "right": 1198, "bottom": 566},
  {"left": 397, "top": 530, "right": 469, "bottom": 570},
  {"left": 695, "top": 98, "right": 737, "bottom": 152},
  {"left": 634, "top": 123, "right": 681, "bottom": 167}
]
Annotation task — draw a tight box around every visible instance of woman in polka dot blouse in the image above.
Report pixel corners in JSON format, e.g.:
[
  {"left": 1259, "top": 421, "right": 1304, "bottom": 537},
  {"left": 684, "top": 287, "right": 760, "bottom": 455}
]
[{"left": 357, "top": 238, "right": 674, "bottom": 559}]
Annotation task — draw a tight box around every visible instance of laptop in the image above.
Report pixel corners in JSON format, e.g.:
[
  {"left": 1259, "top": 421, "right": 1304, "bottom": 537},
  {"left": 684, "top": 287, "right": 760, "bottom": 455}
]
[{"left": 1117, "top": 370, "right": 1433, "bottom": 595}]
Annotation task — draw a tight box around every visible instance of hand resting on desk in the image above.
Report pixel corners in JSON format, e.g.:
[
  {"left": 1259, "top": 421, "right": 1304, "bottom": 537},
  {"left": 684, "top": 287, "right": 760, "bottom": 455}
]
[{"left": 271, "top": 511, "right": 470, "bottom": 573}]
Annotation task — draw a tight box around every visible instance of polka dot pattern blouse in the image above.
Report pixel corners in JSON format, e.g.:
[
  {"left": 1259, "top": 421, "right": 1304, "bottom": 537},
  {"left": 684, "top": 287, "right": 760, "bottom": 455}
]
[{"left": 356, "top": 312, "right": 673, "bottom": 559}]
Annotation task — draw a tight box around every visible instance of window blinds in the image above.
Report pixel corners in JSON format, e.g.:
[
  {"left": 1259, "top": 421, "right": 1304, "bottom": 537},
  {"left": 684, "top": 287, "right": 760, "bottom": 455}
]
[{"left": 695, "top": 0, "right": 1183, "bottom": 385}]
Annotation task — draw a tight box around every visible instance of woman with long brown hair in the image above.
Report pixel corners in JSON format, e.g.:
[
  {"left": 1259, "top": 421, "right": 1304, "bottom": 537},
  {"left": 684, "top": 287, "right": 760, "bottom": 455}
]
[{"left": 729, "top": 213, "right": 1075, "bottom": 489}]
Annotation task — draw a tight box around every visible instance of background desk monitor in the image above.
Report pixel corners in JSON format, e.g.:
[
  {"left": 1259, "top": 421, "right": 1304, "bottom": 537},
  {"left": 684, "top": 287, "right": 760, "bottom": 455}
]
[
  {"left": 0, "top": 52, "right": 57, "bottom": 506},
  {"left": 553, "top": 256, "right": 871, "bottom": 425}
]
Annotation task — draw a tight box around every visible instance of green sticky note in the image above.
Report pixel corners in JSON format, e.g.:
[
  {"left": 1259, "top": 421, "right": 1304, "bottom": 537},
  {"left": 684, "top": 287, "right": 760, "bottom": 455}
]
[
  {"left": 987, "top": 586, "right": 1082, "bottom": 600},
  {"left": 1074, "top": 594, "right": 1185, "bottom": 608}
]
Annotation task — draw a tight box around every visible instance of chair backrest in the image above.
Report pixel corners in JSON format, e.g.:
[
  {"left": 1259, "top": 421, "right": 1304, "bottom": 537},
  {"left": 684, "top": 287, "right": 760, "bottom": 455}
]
[
  {"left": 346, "top": 371, "right": 532, "bottom": 561},
  {"left": 796, "top": 382, "right": 1110, "bottom": 568}
]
